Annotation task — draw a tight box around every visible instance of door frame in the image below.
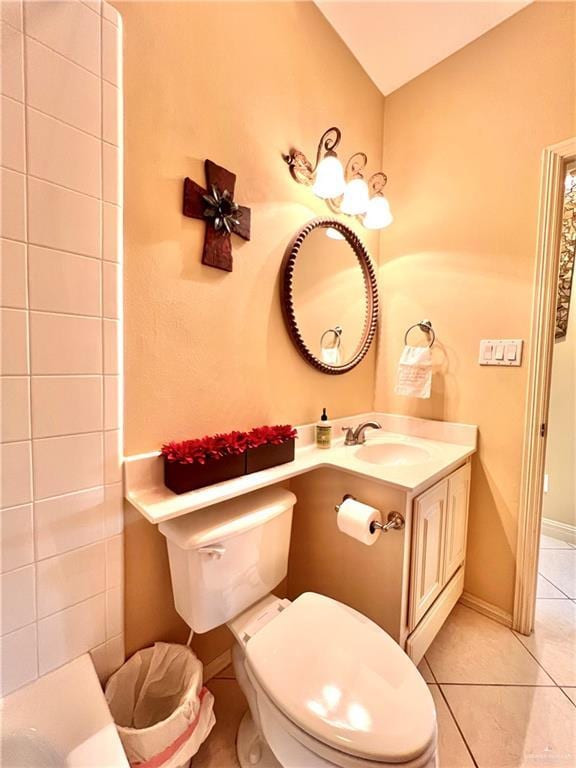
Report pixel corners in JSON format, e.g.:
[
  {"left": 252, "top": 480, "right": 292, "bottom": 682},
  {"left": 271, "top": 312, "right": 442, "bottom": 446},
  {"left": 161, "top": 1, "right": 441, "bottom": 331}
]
[{"left": 513, "top": 137, "right": 576, "bottom": 635}]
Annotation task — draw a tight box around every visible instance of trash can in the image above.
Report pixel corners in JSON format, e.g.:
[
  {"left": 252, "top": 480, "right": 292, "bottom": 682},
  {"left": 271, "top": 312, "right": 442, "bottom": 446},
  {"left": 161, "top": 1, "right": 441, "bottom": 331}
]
[{"left": 105, "top": 642, "right": 215, "bottom": 768}]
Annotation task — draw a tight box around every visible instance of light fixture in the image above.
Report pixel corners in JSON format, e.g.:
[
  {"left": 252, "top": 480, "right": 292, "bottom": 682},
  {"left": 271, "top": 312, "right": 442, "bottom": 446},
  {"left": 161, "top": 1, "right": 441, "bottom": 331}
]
[
  {"left": 283, "top": 127, "right": 392, "bottom": 230},
  {"left": 340, "top": 153, "right": 370, "bottom": 215},
  {"left": 363, "top": 173, "right": 393, "bottom": 230},
  {"left": 283, "top": 127, "right": 345, "bottom": 199},
  {"left": 326, "top": 226, "right": 345, "bottom": 240}
]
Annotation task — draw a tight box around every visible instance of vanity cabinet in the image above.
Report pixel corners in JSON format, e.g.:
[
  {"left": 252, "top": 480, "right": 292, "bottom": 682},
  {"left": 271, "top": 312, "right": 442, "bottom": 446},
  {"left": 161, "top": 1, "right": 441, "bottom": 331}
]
[{"left": 408, "top": 463, "right": 471, "bottom": 631}]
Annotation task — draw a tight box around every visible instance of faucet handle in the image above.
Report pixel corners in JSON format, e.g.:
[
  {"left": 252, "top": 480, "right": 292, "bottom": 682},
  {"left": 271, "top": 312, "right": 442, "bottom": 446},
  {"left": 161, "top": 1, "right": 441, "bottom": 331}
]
[{"left": 341, "top": 427, "right": 355, "bottom": 445}]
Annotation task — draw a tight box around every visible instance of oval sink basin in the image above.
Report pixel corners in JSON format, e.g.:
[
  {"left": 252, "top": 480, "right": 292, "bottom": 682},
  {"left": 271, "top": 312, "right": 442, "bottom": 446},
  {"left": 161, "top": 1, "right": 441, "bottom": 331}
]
[{"left": 354, "top": 442, "right": 432, "bottom": 466}]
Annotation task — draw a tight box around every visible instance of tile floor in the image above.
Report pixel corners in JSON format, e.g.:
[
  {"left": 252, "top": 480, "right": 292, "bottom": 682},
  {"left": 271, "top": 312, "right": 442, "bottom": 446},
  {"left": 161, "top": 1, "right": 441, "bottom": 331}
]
[{"left": 194, "top": 534, "right": 576, "bottom": 767}]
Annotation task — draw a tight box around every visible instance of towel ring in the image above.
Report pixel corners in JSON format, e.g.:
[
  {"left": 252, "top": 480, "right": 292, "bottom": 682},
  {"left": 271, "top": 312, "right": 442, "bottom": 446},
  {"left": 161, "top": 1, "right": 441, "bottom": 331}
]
[
  {"left": 320, "top": 326, "right": 342, "bottom": 349},
  {"left": 404, "top": 320, "right": 435, "bottom": 348}
]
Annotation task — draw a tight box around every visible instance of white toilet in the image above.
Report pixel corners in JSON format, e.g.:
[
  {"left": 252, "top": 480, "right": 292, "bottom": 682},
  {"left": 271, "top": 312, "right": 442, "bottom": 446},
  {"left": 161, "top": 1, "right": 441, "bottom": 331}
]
[{"left": 159, "top": 487, "right": 437, "bottom": 768}]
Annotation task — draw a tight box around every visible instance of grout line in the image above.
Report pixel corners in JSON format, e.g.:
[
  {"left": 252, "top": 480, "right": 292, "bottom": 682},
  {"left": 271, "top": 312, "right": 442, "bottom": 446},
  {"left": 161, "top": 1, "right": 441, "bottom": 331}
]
[
  {"left": 25, "top": 32, "right": 101, "bottom": 80},
  {"left": 27, "top": 172, "right": 102, "bottom": 203},
  {"left": 537, "top": 572, "right": 573, "bottom": 599},
  {"left": 509, "top": 627, "right": 561, "bottom": 687},
  {"left": 29, "top": 308, "right": 102, "bottom": 321},
  {"left": 558, "top": 687, "right": 576, "bottom": 708},
  {"left": 437, "top": 684, "right": 479, "bottom": 768}
]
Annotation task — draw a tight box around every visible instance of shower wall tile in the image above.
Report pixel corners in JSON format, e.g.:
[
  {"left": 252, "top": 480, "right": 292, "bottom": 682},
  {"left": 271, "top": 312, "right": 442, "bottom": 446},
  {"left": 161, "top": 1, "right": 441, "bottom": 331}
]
[
  {"left": 35, "top": 486, "right": 105, "bottom": 560},
  {"left": 1, "top": 376, "right": 31, "bottom": 442},
  {"left": 0, "top": 623, "right": 37, "bottom": 696},
  {"left": 1, "top": 95, "right": 26, "bottom": 172},
  {"left": 0, "top": 22, "right": 24, "bottom": 101},
  {"left": 28, "top": 246, "right": 101, "bottom": 316},
  {"left": 33, "top": 432, "right": 103, "bottom": 500},
  {"left": 31, "top": 376, "right": 103, "bottom": 438},
  {"left": 27, "top": 177, "right": 100, "bottom": 257},
  {"left": 25, "top": 38, "right": 100, "bottom": 136},
  {"left": 36, "top": 541, "right": 106, "bottom": 618},
  {"left": 1, "top": 309, "right": 28, "bottom": 375},
  {"left": 0, "top": 239, "right": 27, "bottom": 308},
  {"left": 1, "top": 167, "right": 26, "bottom": 240},
  {"left": 1, "top": 0, "right": 123, "bottom": 692},
  {"left": 0, "top": 441, "right": 32, "bottom": 508},
  {"left": 30, "top": 313, "right": 102, "bottom": 374},
  {"left": 1, "top": 1, "right": 23, "bottom": 31},
  {"left": 27, "top": 109, "right": 101, "bottom": 198},
  {"left": 0, "top": 503, "right": 34, "bottom": 573},
  {"left": 24, "top": 0, "right": 101, "bottom": 75}
]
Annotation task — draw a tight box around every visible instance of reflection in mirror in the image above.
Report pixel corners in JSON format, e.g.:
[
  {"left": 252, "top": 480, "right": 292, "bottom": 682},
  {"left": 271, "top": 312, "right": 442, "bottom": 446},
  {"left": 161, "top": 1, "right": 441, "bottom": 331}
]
[
  {"left": 281, "top": 219, "right": 378, "bottom": 374},
  {"left": 292, "top": 227, "right": 368, "bottom": 365}
]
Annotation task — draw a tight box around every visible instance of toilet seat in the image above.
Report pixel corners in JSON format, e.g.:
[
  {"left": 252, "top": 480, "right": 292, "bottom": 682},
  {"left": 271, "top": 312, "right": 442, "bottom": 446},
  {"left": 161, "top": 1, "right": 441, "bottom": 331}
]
[{"left": 245, "top": 593, "right": 436, "bottom": 766}]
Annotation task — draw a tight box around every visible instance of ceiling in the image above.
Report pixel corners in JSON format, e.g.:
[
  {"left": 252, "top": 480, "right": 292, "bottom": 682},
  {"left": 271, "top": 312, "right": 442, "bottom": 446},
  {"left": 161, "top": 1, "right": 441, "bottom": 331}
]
[{"left": 314, "top": 1, "right": 531, "bottom": 95}]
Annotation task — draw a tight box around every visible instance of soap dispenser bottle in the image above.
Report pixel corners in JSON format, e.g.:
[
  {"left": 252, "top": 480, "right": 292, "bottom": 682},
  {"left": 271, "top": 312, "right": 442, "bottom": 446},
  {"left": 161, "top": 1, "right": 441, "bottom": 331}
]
[{"left": 316, "top": 408, "right": 332, "bottom": 449}]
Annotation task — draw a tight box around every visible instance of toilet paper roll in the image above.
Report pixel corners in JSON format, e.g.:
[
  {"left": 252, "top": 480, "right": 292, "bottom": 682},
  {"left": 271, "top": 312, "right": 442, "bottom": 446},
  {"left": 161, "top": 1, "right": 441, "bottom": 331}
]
[{"left": 336, "top": 497, "right": 382, "bottom": 546}]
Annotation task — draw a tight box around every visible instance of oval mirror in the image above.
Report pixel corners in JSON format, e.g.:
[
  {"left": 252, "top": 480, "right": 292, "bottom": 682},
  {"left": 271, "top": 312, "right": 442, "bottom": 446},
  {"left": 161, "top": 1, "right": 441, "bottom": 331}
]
[{"left": 281, "top": 219, "right": 378, "bottom": 374}]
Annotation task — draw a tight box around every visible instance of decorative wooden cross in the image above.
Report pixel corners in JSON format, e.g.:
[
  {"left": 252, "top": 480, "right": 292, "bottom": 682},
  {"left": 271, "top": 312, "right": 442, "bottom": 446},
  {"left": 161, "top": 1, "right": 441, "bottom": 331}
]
[{"left": 182, "top": 159, "right": 251, "bottom": 272}]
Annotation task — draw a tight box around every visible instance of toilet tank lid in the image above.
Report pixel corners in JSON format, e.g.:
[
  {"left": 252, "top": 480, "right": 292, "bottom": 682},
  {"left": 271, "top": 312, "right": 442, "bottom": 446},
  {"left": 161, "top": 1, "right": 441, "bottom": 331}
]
[{"left": 158, "top": 487, "right": 296, "bottom": 549}]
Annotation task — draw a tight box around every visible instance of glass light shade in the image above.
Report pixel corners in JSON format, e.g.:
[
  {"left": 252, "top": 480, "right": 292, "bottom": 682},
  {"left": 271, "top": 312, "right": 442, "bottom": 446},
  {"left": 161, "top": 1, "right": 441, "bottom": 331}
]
[
  {"left": 340, "top": 178, "right": 370, "bottom": 215},
  {"left": 312, "top": 154, "right": 346, "bottom": 199},
  {"left": 326, "top": 227, "right": 345, "bottom": 240},
  {"left": 363, "top": 195, "right": 393, "bottom": 230}
]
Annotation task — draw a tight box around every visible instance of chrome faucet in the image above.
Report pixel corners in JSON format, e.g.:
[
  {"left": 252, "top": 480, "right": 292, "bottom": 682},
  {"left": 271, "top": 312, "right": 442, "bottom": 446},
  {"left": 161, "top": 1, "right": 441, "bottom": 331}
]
[{"left": 342, "top": 421, "right": 382, "bottom": 446}]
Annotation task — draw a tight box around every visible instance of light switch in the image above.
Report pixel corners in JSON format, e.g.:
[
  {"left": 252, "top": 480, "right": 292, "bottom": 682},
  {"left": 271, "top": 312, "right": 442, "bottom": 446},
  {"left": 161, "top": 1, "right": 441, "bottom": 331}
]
[{"left": 479, "top": 339, "right": 523, "bottom": 366}]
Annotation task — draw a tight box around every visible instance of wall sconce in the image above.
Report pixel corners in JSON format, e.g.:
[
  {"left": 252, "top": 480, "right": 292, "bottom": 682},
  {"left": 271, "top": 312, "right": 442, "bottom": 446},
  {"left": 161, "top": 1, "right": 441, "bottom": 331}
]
[{"left": 283, "top": 127, "right": 392, "bottom": 230}]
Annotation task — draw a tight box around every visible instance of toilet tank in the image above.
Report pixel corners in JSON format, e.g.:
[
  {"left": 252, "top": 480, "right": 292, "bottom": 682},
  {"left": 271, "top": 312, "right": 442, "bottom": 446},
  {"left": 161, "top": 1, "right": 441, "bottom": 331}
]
[{"left": 159, "top": 487, "right": 296, "bottom": 633}]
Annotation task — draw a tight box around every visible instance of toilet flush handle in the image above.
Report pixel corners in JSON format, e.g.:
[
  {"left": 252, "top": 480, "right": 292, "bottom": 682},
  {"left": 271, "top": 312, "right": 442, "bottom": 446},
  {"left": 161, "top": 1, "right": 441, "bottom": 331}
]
[{"left": 199, "top": 544, "right": 226, "bottom": 559}]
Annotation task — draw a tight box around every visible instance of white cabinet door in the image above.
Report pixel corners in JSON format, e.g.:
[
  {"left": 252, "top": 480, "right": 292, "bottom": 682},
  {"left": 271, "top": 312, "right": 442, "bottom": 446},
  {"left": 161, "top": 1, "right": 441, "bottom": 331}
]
[
  {"left": 409, "top": 480, "right": 447, "bottom": 630},
  {"left": 443, "top": 464, "right": 471, "bottom": 584}
]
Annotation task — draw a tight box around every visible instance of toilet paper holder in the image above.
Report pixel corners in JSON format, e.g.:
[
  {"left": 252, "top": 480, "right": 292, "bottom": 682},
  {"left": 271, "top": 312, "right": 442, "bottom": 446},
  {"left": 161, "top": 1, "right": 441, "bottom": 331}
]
[{"left": 335, "top": 494, "right": 405, "bottom": 533}]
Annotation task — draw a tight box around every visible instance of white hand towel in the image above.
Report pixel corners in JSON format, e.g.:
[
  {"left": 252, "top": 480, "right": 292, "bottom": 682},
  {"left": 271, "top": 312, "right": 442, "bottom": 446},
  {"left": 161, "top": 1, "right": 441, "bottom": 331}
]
[
  {"left": 321, "top": 346, "right": 341, "bottom": 365},
  {"left": 395, "top": 345, "right": 432, "bottom": 399}
]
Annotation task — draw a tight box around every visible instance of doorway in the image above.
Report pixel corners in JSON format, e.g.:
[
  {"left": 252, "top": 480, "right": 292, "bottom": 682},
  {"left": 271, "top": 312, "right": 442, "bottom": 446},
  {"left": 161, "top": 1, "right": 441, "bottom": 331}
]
[{"left": 514, "top": 138, "right": 576, "bottom": 635}]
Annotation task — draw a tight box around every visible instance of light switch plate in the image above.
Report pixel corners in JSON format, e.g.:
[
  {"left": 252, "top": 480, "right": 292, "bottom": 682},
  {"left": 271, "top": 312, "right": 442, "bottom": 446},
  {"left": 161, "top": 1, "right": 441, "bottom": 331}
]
[{"left": 479, "top": 339, "right": 523, "bottom": 366}]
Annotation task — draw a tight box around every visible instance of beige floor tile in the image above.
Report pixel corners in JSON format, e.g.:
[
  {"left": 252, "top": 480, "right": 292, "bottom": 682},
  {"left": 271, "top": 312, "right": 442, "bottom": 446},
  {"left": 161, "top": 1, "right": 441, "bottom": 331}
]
[
  {"left": 540, "top": 534, "right": 573, "bottom": 550},
  {"left": 426, "top": 605, "right": 553, "bottom": 685},
  {"left": 442, "top": 685, "right": 576, "bottom": 767},
  {"left": 515, "top": 599, "right": 576, "bottom": 686},
  {"left": 538, "top": 550, "right": 576, "bottom": 598},
  {"left": 428, "top": 685, "right": 474, "bottom": 768},
  {"left": 418, "top": 657, "right": 435, "bottom": 683},
  {"left": 194, "top": 678, "right": 247, "bottom": 768},
  {"left": 562, "top": 688, "right": 576, "bottom": 705},
  {"left": 537, "top": 575, "right": 568, "bottom": 598}
]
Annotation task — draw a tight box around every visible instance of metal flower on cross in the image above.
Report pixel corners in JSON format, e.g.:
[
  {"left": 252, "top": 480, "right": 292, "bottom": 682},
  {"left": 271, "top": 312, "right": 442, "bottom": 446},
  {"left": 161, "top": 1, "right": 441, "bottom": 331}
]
[{"left": 202, "top": 185, "right": 242, "bottom": 235}]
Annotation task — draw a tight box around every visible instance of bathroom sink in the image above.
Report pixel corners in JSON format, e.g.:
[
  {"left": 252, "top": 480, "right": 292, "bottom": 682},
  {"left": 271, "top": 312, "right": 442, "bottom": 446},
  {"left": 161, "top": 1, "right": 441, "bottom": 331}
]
[{"left": 354, "top": 441, "right": 432, "bottom": 466}]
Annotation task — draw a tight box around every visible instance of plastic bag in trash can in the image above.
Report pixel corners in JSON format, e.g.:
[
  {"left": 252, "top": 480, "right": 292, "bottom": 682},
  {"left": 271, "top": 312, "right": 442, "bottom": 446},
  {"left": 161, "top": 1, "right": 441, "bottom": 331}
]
[{"left": 105, "top": 642, "right": 215, "bottom": 768}]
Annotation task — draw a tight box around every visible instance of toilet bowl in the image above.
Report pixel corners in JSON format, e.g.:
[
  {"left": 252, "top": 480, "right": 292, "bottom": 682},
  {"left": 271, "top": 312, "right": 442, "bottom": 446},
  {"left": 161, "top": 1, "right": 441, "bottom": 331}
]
[
  {"left": 229, "top": 592, "right": 437, "bottom": 768},
  {"left": 159, "top": 487, "right": 437, "bottom": 768}
]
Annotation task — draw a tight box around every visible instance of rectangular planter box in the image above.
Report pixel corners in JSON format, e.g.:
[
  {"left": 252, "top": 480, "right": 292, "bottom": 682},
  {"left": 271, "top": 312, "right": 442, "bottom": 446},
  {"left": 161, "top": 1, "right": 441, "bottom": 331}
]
[
  {"left": 164, "top": 453, "right": 245, "bottom": 494},
  {"left": 246, "top": 439, "right": 295, "bottom": 475}
]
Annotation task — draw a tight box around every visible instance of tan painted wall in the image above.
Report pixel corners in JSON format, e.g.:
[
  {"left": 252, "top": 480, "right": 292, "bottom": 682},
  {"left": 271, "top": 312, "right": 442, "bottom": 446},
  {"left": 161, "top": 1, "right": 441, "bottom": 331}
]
[
  {"left": 114, "top": 0, "right": 385, "bottom": 658},
  {"left": 374, "top": 2, "right": 576, "bottom": 614}
]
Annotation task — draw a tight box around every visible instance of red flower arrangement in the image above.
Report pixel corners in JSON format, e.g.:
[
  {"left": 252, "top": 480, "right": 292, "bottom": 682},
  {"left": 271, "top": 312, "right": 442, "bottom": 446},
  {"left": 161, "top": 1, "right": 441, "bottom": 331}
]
[
  {"left": 246, "top": 424, "right": 298, "bottom": 449},
  {"left": 162, "top": 425, "right": 297, "bottom": 465},
  {"left": 162, "top": 430, "right": 248, "bottom": 465}
]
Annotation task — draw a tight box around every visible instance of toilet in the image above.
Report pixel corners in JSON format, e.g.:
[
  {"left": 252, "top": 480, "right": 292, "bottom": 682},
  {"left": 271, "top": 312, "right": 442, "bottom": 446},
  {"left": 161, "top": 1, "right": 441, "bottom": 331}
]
[{"left": 159, "top": 487, "right": 437, "bottom": 768}]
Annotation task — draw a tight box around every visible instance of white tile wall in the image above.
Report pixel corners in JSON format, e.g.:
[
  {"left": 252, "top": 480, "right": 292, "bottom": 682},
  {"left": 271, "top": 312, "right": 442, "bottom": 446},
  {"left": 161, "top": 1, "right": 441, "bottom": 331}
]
[{"left": 0, "top": 0, "right": 123, "bottom": 696}]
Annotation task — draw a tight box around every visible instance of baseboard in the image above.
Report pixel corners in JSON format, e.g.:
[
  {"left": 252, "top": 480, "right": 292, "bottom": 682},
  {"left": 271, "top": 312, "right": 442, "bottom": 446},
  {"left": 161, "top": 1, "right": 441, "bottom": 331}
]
[
  {"left": 459, "top": 592, "right": 513, "bottom": 628},
  {"left": 203, "top": 648, "right": 232, "bottom": 682},
  {"left": 542, "top": 517, "right": 576, "bottom": 546}
]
